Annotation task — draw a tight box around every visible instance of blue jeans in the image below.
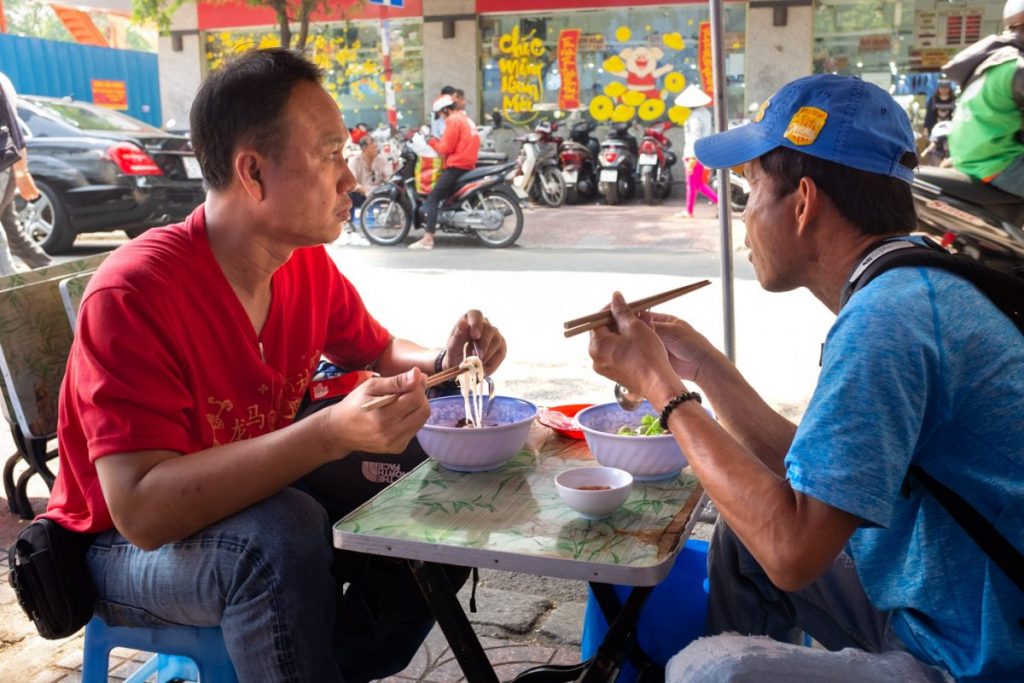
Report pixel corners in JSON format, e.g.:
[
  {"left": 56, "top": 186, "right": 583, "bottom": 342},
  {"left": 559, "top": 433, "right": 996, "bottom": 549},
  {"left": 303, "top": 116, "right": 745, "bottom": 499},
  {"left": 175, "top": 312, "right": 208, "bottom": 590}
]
[
  {"left": 86, "top": 487, "right": 455, "bottom": 682},
  {"left": 989, "top": 154, "right": 1024, "bottom": 199},
  {"left": 665, "top": 521, "right": 954, "bottom": 682}
]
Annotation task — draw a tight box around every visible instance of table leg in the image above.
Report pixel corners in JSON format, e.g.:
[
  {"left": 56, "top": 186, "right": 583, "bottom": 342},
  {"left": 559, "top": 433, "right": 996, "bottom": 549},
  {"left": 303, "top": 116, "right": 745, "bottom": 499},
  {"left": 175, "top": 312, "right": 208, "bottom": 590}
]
[
  {"left": 579, "top": 584, "right": 662, "bottom": 683},
  {"left": 407, "top": 560, "right": 499, "bottom": 683}
]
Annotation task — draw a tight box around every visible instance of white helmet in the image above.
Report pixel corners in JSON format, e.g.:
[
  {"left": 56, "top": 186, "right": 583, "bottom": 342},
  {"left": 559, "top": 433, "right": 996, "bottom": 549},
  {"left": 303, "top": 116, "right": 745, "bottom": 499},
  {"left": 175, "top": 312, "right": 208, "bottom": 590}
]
[
  {"left": 432, "top": 95, "right": 455, "bottom": 114},
  {"left": 1004, "top": 0, "right": 1024, "bottom": 23}
]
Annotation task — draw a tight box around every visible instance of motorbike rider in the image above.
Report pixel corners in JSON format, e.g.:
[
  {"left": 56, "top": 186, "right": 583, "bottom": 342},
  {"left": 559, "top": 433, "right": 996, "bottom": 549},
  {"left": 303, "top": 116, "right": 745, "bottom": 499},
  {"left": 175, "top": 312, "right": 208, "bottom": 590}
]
[
  {"left": 408, "top": 94, "right": 480, "bottom": 250},
  {"left": 430, "top": 85, "right": 456, "bottom": 138},
  {"left": 945, "top": 0, "right": 1024, "bottom": 198}
]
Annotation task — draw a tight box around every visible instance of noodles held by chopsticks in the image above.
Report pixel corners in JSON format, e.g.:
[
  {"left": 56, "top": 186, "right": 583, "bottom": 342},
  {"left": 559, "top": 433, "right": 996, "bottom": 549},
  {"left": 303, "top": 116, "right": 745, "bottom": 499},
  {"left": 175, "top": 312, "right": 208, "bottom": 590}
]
[{"left": 457, "top": 344, "right": 492, "bottom": 427}]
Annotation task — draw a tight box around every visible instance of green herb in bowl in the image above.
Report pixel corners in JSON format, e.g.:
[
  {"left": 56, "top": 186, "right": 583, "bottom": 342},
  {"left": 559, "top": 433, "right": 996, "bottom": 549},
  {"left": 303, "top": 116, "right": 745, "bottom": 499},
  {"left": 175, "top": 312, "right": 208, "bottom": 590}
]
[{"left": 616, "top": 414, "right": 667, "bottom": 437}]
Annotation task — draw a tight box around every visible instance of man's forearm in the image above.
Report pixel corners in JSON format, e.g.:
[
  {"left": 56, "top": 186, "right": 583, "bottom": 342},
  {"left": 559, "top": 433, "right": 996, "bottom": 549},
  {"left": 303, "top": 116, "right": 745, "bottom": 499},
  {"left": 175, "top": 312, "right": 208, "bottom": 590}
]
[
  {"left": 100, "top": 409, "right": 345, "bottom": 549},
  {"left": 685, "top": 352, "right": 797, "bottom": 476}
]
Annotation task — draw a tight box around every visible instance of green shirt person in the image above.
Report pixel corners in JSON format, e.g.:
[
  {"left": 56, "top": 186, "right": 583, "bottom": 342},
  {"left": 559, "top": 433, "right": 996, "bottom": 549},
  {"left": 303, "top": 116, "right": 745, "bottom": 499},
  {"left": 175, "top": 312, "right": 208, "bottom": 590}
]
[{"left": 946, "top": 0, "right": 1024, "bottom": 197}]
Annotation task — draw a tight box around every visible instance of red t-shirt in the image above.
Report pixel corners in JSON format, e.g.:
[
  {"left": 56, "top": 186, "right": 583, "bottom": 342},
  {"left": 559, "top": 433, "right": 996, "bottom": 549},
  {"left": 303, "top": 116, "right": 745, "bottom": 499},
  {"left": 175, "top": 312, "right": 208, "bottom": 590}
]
[{"left": 44, "top": 206, "right": 391, "bottom": 532}]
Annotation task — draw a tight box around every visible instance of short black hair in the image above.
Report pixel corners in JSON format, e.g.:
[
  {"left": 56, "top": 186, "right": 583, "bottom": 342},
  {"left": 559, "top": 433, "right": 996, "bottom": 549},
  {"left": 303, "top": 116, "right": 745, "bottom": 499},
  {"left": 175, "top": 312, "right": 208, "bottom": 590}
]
[
  {"left": 190, "top": 48, "right": 323, "bottom": 191},
  {"left": 758, "top": 147, "right": 918, "bottom": 236},
  {"left": 454, "top": 88, "right": 465, "bottom": 98},
  {"left": 440, "top": 85, "right": 456, "bottom": 96}
]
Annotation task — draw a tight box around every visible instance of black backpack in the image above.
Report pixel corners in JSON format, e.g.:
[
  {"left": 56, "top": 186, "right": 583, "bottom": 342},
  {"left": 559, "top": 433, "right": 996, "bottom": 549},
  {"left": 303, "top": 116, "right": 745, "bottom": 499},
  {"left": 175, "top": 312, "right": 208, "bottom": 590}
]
[
  {"left": 840, "top": 237, "right": 1024, "bottom": 594},
  {"left": 0, "top": 84, "right": 25, "bottom": 173}
]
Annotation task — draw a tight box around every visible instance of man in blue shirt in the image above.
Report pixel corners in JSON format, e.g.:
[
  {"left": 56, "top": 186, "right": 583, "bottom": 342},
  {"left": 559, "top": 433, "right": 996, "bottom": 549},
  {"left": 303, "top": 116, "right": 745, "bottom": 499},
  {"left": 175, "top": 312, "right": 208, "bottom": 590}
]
[{"left": 587, "top": 74, "right": 1023, "bottom": 682}]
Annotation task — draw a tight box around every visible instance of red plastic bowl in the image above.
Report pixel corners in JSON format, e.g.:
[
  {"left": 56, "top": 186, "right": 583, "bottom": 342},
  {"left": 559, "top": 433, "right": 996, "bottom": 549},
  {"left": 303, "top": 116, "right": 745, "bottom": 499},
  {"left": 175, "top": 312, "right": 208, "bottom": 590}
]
[{"left": 538, "top": 403, "right": 592, "bottom": 440}]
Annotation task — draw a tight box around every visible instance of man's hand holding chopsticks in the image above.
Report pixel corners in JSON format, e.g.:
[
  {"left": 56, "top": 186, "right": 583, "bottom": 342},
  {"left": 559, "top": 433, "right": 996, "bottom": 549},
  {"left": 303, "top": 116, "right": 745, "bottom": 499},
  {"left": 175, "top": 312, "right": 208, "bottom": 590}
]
[
  {"left": 588, "top": 292, "right": 684, "bottom": 408},
  {"left": 326, "top": 369, "right": 431, "bottom": 455},
  {"left": 441, "top": 309, "right": 507, "bottom": 375}
]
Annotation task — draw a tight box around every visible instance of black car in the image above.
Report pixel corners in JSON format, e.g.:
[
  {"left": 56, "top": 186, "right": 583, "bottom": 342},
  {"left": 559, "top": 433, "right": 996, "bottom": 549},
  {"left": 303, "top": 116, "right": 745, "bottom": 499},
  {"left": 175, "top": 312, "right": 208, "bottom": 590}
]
[{"left": 15, "top": 95, "right": 205, "bottom": 254}]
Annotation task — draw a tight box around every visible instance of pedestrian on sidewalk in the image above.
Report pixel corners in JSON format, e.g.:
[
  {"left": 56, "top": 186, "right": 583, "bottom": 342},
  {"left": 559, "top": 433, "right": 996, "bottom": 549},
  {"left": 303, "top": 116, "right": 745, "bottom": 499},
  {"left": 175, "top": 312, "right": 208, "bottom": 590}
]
[
  {"left": 675, "top": 85, "right": 718, "bottom": 219},
  {"left": 587, "top": 74, "right": 1022, "bottom": 682},
  {"left": 0, "top": 70, "right": 52, "bottom": 273},
  {"left": 41, "top": 48, "right": 508, "bottom": 682}
]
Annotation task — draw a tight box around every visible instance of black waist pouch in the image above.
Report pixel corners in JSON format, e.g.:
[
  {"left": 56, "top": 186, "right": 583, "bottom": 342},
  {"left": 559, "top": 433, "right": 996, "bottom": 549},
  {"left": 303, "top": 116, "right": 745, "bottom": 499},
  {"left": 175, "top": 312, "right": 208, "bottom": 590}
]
[{"left": 8, "top": 518, "right": 97, "bottom": 639}]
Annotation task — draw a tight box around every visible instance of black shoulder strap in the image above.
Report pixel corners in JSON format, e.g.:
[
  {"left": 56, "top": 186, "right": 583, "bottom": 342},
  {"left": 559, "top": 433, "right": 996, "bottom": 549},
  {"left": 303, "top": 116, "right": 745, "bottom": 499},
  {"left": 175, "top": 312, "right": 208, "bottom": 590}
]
[
  {"left": 840, "top": 237, "right": 1024, "bottom": 335},
  {"left": 910, "top": 466, "right": 1024, "bottom": 593},
  {"left": 840, "top": 238, "right": 1024, "bottom": 595}
]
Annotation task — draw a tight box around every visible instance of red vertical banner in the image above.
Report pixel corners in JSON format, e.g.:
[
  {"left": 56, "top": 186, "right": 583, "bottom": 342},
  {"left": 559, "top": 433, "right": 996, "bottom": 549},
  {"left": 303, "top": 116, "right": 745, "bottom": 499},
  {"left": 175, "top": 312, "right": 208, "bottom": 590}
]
[
  {"left": 698, "top": 21, "right": 713, "bottom": 99},
  {"left": 557, "top": 29, "right": 581, "bottom": 111}
]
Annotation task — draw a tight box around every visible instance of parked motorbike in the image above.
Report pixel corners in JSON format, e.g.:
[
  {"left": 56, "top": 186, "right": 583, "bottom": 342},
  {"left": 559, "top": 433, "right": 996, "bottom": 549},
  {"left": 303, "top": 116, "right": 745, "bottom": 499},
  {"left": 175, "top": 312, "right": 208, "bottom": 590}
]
[
  {"left": 711, "top": 168, "right": 750, "bottom": 212},
  {"left": 512, "top": 120, "right": 566, "bottom": 208},
  {"left": 475, "top": 122, "right": 509, "bottom": 167},
  {"left": 636, "top": 120, "right": 677, "bottom": 205},
  {"left": 358, "top": 138, "right": 524, "bottom": 248},
  {"left": 598, "top": 122, "right": 638, "bottom": 205},
  {"left": 912, "top": 166, "right": 1024, "bottom": 273},
  {"left": 558, "top": 120, "right": 600, "bottom": 204}
]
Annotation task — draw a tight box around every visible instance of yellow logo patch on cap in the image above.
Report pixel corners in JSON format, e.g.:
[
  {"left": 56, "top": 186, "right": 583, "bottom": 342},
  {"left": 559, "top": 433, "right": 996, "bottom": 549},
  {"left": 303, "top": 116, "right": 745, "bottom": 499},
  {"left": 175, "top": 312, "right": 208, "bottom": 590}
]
[
  {"left": 753, "top": 98, "right": 770, "bottom": 123},
  {"left": 784, "top": 107, "right": 828, "bottom": 146}
]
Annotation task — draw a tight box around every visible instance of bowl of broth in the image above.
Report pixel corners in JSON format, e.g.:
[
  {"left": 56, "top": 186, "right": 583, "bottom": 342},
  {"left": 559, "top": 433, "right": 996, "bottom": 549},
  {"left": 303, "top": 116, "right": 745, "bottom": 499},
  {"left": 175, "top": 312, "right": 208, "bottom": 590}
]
[
  {"left": 417, "top": 395, "right": 538, "bottom": 472},
  {"left": 554, "top": 466, "right": 634, "bottom": 520}
]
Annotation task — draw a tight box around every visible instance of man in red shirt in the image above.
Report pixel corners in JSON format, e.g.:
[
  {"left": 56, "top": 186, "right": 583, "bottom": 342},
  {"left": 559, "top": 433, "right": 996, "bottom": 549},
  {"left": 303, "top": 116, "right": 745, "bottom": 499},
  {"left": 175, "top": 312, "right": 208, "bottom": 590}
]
[
  {"left": 408, "top": 95, "right": 480, "bottom": 249},
  {"left": 43, "top": 49, "right": 506, "bottom": 682}
]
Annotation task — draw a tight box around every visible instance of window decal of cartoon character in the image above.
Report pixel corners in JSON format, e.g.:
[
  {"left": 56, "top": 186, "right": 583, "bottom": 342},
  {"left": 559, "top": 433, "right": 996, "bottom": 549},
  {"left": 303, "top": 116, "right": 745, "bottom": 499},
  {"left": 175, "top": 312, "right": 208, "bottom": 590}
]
[{"left": 607, "top": 46, "right": 673, "bottom": 102}]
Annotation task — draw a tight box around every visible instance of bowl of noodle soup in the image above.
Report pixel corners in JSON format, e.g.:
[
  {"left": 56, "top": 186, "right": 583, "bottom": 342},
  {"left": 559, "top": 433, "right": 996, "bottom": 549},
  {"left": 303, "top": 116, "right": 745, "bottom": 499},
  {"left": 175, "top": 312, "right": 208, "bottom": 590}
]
[{"left": 417, "top": 395, "right": 538, "bottom": 472}]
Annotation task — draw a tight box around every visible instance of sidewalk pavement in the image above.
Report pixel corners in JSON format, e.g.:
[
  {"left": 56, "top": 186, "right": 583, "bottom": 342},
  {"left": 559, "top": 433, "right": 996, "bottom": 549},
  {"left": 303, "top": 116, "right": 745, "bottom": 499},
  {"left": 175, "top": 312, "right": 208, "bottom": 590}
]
[{"left": 1, "top": 200, "right": 825, "bottom": 681}]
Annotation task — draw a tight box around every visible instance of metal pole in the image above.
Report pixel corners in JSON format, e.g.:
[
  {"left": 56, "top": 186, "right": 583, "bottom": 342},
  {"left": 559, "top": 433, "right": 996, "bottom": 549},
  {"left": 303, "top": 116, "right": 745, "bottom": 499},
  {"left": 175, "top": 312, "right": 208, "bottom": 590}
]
[
  {"left": 708, "top": 0, "right": 736, "bottom": 362},
  {"left": 380, "top": 9, "right": 398, "bottom": 130}
]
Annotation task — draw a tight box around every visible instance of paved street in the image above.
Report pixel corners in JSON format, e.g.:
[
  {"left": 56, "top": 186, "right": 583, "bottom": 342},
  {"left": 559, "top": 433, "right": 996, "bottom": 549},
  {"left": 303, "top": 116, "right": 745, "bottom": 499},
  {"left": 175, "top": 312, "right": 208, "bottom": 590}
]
[{"left": 1, "top": 199, "right": 834, "bottom": 681}]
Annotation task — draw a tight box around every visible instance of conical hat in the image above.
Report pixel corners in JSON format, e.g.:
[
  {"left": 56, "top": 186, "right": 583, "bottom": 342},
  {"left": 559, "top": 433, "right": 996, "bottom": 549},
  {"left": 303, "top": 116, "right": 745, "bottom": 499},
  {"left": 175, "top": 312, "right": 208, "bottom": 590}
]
[{"left": 674, "top": 85, "right": 712, "bottom": 108}]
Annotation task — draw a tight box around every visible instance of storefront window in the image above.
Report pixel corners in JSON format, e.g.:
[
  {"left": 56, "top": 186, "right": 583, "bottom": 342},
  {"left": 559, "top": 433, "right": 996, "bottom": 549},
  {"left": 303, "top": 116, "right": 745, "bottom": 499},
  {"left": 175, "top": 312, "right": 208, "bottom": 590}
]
[
  {"left": 479, "top": 5, "right": 746, "bottom": 128},
  {"left": 205, "top": 19, "right": 424, "bottom": 128},
  {"left": 813, "top": 0, "right": 1003, "bottom": 94}
]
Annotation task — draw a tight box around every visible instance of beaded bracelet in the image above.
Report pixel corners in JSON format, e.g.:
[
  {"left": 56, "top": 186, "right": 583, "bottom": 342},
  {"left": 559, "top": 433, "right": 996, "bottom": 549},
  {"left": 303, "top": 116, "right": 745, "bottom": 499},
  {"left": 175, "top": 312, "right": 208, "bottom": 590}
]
[
  {"left": 659, "top": 390, "right": 702, "bottom": 431},
  {"left": 434, "top": 347, "right": 447, "bottom": 374}
]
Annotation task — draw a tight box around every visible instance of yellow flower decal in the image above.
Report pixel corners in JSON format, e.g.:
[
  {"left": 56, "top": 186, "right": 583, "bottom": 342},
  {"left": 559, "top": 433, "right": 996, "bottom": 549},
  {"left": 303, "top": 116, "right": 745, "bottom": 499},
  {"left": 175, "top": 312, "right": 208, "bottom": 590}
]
[
  {"left": 623, "top": 90, "right": 647, "bottom": 107},
  {"left": 638, "top": 98, "right": 666, "bottom": 121},
  {"left": 669, "top": 106, "right": 691, "bottom": 126},
  {"left": 604, "top": 81, "right": 627, "bottom": 98},
  {"left": 589, "top": 95, "right": 615, "bottom": 122},
  {"left": 611, "top": 104, "right": 635, "bottom": 122},
  {"left": 665, "top": 72, "right": 686, "bottom": 93},
  {"left": 603, "top": 55, "right": 626, "bottom": 73},
  {"left": 663, "top": 33, "right": 685, "bottom": 51}
]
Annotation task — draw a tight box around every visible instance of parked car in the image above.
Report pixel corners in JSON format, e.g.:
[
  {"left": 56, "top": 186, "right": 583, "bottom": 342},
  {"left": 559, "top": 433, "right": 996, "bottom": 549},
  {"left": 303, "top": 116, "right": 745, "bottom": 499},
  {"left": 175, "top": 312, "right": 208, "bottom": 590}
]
[{"left": 14, "top": 95, "right": 205, "bottom": 254}]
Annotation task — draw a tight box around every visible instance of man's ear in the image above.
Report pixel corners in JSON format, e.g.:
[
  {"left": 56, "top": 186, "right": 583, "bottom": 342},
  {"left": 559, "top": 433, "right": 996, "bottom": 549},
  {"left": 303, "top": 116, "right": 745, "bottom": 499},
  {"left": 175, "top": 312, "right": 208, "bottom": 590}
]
[
  {"left": 234, "top": 150, "right": 265, "bottom": 201},
  {"left": 794, "top": 176, "right": 820, "bottom": 237}
]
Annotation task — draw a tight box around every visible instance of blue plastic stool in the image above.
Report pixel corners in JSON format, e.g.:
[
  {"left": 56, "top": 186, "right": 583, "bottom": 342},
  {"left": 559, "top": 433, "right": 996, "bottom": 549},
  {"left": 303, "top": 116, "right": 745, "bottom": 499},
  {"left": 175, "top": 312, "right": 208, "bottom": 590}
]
[
  {"left": 581, "top": 538, "right": 709, "bottom": 683},
  {"left": 82, "top": 616, "right": 238, "bottom": 683}
]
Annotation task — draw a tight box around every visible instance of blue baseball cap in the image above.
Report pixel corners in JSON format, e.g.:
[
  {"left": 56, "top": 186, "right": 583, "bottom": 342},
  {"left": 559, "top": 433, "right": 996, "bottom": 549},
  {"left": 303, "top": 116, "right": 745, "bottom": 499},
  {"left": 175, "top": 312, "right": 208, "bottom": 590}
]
[{"left": 695, "top": 75, "right": 917, "bottom": 183}]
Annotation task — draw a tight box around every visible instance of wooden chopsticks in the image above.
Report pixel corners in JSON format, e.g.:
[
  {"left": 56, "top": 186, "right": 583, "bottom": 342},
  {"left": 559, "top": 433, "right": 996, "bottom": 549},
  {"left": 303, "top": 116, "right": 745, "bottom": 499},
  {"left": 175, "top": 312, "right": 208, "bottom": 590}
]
[
  {"left": 562, "top": 280, "right": 711, "bottom": 338},
  {"left": 360, "top": 364, "right": 463, "bottom": 411}
]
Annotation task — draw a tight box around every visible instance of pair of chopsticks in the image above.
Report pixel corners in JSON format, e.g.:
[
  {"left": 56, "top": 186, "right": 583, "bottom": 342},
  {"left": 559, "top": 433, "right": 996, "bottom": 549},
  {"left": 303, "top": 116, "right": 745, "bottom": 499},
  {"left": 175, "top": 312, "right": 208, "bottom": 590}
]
[
  {"left": 360, "top": 364, "right": 464, "bottom": 411},
  {"left": 562, "top": 280, "right": 711, "bottom": 338}
]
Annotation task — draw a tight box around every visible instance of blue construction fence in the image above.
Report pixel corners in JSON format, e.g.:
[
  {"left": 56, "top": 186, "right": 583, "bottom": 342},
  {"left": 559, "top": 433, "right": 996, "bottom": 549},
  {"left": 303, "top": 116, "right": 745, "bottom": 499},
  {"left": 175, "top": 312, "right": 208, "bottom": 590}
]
[{"left": 0, "top": 34, "right": 161, "bottom": 126}]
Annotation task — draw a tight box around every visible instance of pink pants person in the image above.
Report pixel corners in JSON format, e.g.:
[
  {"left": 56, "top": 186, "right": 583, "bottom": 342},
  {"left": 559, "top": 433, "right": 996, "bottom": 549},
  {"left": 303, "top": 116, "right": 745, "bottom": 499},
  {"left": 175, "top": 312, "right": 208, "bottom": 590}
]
[{"left": 685, "top": 158, "right": 718, "bottom": 217}]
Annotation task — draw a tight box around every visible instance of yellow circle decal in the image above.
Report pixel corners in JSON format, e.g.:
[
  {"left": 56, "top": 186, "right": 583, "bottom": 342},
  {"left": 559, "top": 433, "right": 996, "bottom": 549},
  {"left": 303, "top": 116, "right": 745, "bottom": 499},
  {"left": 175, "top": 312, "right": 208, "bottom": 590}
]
[
  {"left": 638, "top": 98, "right": 666, "bottom": 121},
  {"left": 603, "top": 55, "right": 626, "bottom": 73},
  {"left": 615, "top": 27, "right": 632, "bottom": 42},
  {"left": 623, "top": 90, "right": 647, "bottom": 107},
  {"left": 611, "top": 104, "right": 635, "bottom": 122},
  {"left": 589, "top": 95, "right": 615, "bottom": 122},
  {"left": 604, "top": 81, "right": 627, "bottom": 98},
  {"left": 669, "top": 106, "right": 691, "bottom": 125},
  {"left": 665, "top": 72, "right": 686, "bottom": 93}
]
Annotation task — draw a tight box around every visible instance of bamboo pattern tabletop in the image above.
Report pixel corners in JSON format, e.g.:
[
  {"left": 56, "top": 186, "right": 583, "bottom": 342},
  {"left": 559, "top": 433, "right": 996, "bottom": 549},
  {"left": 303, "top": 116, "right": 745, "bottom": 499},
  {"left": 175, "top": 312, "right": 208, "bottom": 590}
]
[{"left": 333, "top": 424, "right": 705, "bottom": 586}]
